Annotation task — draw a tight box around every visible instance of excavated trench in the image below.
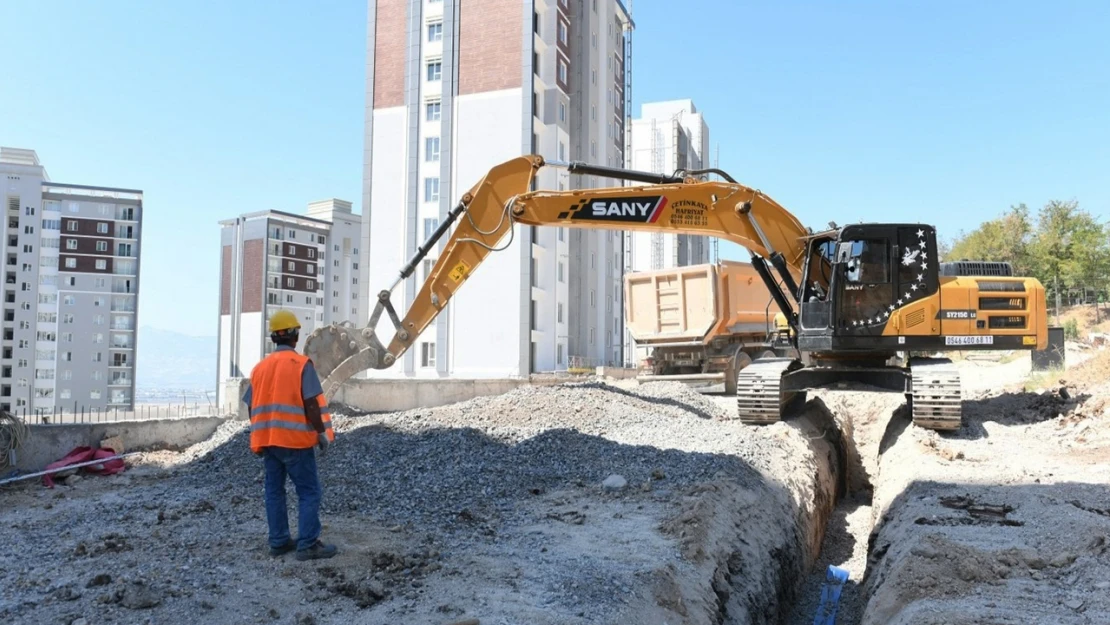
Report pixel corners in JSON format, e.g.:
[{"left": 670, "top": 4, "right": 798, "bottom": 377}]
[
  {"left": 669, "top": 387, "right": 904, "bottom": 625},
  {"left": 658, "top": 397, "right": 854, "bottom": 625}
]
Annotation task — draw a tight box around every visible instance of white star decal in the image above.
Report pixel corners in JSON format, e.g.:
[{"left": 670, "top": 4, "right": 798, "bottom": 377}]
[
  {"left": 897, "top": 298, "right": 903, "bottom": 305},
  {"left": 852, "top": 320, "right": 859, "bottom": 327},
  {"left": 884, "top": 311, "right": 890, "bottom": 318},
  {"left": 911, "top": 284, "right": 918, "bottom": 291},
  {"left": 888, "top": 304, "right": 895, "bottom": 311},
  {"left": 921, "top": 262, "right": 928, "bottom": 270},
  {"left": 917, "top": 229, "right": 925, "bottom": 239},
  {"left": 918, "top": 273, "right": 924, "bottom": 281},
  {"left": 904, "top": 292, "right": 911, "bottom": 299}
]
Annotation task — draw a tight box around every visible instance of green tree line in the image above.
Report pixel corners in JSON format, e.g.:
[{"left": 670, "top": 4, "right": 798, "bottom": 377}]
[{"left": 941, "top": 200, "right": 1110, "bottom": 314}]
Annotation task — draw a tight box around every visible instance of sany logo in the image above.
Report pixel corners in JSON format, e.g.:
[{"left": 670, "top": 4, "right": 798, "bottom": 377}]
[
  {"left": 591, "top": 201, "right": 655, "bottom": 217},
  {"left": 558, "top": 195, "right": 668, "bottom": 223}
]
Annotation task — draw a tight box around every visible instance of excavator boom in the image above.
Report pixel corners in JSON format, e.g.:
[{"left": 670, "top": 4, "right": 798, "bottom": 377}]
[{"left": 305, "top": 155, "right": 813, "bottom": 396}]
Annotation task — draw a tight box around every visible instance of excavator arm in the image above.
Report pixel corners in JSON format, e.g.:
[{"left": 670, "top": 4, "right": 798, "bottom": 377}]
[{"left": 304, "top": 155, "right": 814, "bottom": 396}]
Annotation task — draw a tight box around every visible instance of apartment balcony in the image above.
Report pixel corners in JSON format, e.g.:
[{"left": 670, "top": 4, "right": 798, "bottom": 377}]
[
  {"left": 110, "top": 303, "right": 136, "bottom": 313},
  {"left": 113, "top": 264, "right": 137, "bottom": 276},
  {"left": 109, "top": 377, "right": 132, "bottom": 387}
]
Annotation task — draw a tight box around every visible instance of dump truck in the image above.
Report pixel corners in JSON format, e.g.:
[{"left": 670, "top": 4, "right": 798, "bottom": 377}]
[{"left": 625, "top": 260, "right": 798, "bottom": 395}]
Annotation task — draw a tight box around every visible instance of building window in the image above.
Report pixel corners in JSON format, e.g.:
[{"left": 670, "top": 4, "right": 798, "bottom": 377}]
[
  {"left": 287, "top": 261, "right": 295, "bottom": 271},
  {"left": 65, "top": 239, "right": 77, "bottom": 250},
  {"left": 63, "top": 296, "right": 75, "bottom": 306},
  {"left": 307, "top": 248, "right": 315, "bottom": 259},
  {"left": 95, "top": 240, "right": 107, "bottom": 252},
  {"left": 65, "top": 258, "right": 76, "bottom": 269},
  {"left": 426, "top": 101, "right": 441, "bottom": 121},
  {"left": 421, "top": 342, "right": 435, "bottom": 368},
  {"left": 558, "top": 262, "right": 564, "bottom": 282},
  {"left": 423, "top": 217, "right": 439, "bottom": 240},
  {"left": 67, "top": 221, "right": 77, "bottom": 231},
  {"left": 97, "top": 223, "right": 108, "bottom": 234},
  {"left": 591, "top": 68, "right": 596, "bottom": 85},
  {"left": 558, "top": 142, "right": 565, "bottom": 161},
  {"left": 427, "top": 22, "right": 442, "bottom": 42},
  {"left": 558, "top": 59, "right": 567, "bottom": 84},
  {"left": 95, "top": 259, "right": 106, "bottom": 270},
  {"left": 286, "top": 277, "right": 294, "bottom": 287},
  {"left": 424, "top": 178, "right": 440, "bottom": 202},
  {"left": 557, "top": 302, "right": 564, "bottom": 323},
  {"left": 559, "top": 101, "right": 566, "bottom": 122},
  {"left": 426, "top": 61, "right": 442, "bottom": 82},
  {"left": 425, "top": 137, "right": 440, "bottom": 162}
]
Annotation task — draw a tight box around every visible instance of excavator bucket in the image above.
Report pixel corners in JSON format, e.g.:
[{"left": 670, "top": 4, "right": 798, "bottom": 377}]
[{"left": 303, "top": 322, "right": 389, "bottom": 399}]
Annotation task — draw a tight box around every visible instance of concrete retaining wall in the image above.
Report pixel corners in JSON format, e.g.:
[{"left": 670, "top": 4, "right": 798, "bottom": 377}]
[{"left": 12, "top": 416, "right": 228, "bottom": 473}]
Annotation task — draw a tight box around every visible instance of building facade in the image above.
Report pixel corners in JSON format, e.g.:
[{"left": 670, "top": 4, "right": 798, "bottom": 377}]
[
  {"left": 216, "top": 200, "right": 362, "bottom": 407},
  {"left": 624, "top": 100, "right": 712, "bottom": 365},
  {"left": 362, "top": 0, "right": 634, "bottom": 378},
  {"left": 0, "top": 147, "right": 143, "bottom": 416},
  {"left": 627, "top": 99, "right": 712, "bottom": 272}
]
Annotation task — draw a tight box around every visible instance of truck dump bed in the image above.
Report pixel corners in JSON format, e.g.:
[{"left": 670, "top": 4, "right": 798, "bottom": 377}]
[{"left": 624, "top": 260, "right": 778, "bottom": 345}]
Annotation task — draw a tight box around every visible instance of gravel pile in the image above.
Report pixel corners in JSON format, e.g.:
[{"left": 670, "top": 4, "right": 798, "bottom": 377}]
[
  {"left": 317, "top": 381, "right": 803, "bottom": 534},
  {"left": 0, "top": 380, "right": 824, "bottom": 625}
]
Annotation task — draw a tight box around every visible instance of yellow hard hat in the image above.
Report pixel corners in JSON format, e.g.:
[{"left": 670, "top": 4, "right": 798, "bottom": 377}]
[{"left": 269, "top": 310, "right": 301, "bottom": 334}]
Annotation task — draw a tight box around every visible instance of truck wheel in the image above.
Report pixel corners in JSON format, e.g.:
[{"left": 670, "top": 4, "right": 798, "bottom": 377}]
[{"left": 725, "top": 352, "right": 752, "bottom": 395}]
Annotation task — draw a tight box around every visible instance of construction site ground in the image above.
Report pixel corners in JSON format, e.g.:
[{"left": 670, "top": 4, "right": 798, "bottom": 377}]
[{"left": 3, "top": 343, "right": 1110, "bottom": 625}]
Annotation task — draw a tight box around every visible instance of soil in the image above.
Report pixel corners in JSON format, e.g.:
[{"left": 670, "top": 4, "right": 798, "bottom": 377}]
[
  {"left": 4, "top": 343, "right": 1109, "bottom": 625},
  {"left": 0, "top": 382, "right": 842, "bottom": 625}
]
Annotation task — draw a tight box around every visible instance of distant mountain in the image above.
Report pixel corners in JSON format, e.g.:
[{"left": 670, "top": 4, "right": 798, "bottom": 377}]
[{"left": 135, "top": 326, "right": 217, "bottom": 393}]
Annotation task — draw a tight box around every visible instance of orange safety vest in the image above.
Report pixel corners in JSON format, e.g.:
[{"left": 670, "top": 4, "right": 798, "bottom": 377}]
[{"left": 248, "top": 350, "right": 335, "bottom": 453}]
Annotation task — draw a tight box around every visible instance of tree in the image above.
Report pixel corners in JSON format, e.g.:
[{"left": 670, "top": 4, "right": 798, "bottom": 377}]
[
  {"left": 944, "top": 204, "right": 1035, "bottom": 274},
  {"left": 1028, "top": 200, "right": 1109, "bottom": 320}
]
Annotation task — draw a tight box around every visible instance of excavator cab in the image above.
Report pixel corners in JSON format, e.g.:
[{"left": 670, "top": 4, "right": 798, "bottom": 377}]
[{"left": 796, "top": 224, "right": 940, "bottom": 356}]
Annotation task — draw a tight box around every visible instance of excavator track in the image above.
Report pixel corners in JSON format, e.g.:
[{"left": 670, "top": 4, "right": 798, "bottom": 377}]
[
  {"left": 735, "top": 358, "right": 802, "bottom": 425},
  {"left": 909, "top": 357, "right": 964, "bottom": 431}
]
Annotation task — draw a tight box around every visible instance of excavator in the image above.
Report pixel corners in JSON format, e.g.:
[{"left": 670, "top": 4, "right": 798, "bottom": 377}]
[{"left": 304, "top": 155, "right": 1049, "bottom": 431}]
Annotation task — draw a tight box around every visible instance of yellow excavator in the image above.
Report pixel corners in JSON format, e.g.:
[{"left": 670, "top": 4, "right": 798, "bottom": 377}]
[{"left": 304, "top": 155, "right": 1048, "bottom": 431}]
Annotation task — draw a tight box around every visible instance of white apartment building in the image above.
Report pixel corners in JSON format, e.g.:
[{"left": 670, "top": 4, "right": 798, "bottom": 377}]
[
  {"left": 0, "top": 147, "right": 144, "bottom": 417},
  {"left": 362, "top": 0, "right": 634, "bottom": 378},
  {"left": 627, "top": 99, "right": 712, "bottom": 272},
  {"left": 216, "top": 200, "right": 362, "bottom": 407},
  {"left": 624, "top": 100, "right": 713, "bottom": 365}
]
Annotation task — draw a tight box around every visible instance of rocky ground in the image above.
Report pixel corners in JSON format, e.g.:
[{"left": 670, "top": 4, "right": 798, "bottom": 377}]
[
  {"left": 0, "top": 381, "right": 841, "bottom": 625},
  {"left": 3, "top": 345, "right": 1108, "bottom": 625}
]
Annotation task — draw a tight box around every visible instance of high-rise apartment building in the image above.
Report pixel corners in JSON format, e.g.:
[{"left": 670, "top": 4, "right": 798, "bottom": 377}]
[
  {"left": 0, "top": 147, "right": 144, "bottom": 416},
  {"left": 626, "top": 99, "right": 712, "bottom": 272},
  {"left": 362, "top": 0, "right": 634, "bottom": 378},
  {"left": 624, "top": 101, "right": 712, "bottom": 365},
  {"left": 216, "top": 200, "right": 362, "bottom": 407}
]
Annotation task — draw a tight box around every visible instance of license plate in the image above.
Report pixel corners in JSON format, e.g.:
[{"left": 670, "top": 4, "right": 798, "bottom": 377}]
[{"left": 945, "top": 335, "right": 993, "bottom": 346}]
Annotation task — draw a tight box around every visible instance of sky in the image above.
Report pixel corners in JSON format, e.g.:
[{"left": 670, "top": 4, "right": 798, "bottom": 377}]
[{"left": 1, "top": 0, "right": 1107, "bottom": 337}]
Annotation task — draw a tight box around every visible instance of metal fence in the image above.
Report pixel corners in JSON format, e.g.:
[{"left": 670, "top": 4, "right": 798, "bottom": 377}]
[{"left": 12, "top": 402, "right": 218, "bottom": 425}]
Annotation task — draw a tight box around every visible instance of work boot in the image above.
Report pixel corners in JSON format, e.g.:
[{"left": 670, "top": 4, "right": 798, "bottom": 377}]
[
  {"left": 269, "top": 540, "right": 296, "bottom": 557},
  {"left": 296, "top": 540, "right": 338, "bottom": 561}
]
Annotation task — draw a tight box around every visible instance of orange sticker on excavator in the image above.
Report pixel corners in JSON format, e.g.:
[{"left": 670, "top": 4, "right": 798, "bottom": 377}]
[{"left": 449, "top": 260, "right": 471, "bottom": 283}]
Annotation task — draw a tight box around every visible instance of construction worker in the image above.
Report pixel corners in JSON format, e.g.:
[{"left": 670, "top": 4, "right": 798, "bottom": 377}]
[{"left": 241, "top": 309, "right": 338, "bottom": 561}]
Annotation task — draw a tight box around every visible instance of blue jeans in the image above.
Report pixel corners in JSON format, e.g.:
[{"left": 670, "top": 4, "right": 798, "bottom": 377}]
[{"left": 262, "top": 446, "right": 322, "bottom": 551}]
